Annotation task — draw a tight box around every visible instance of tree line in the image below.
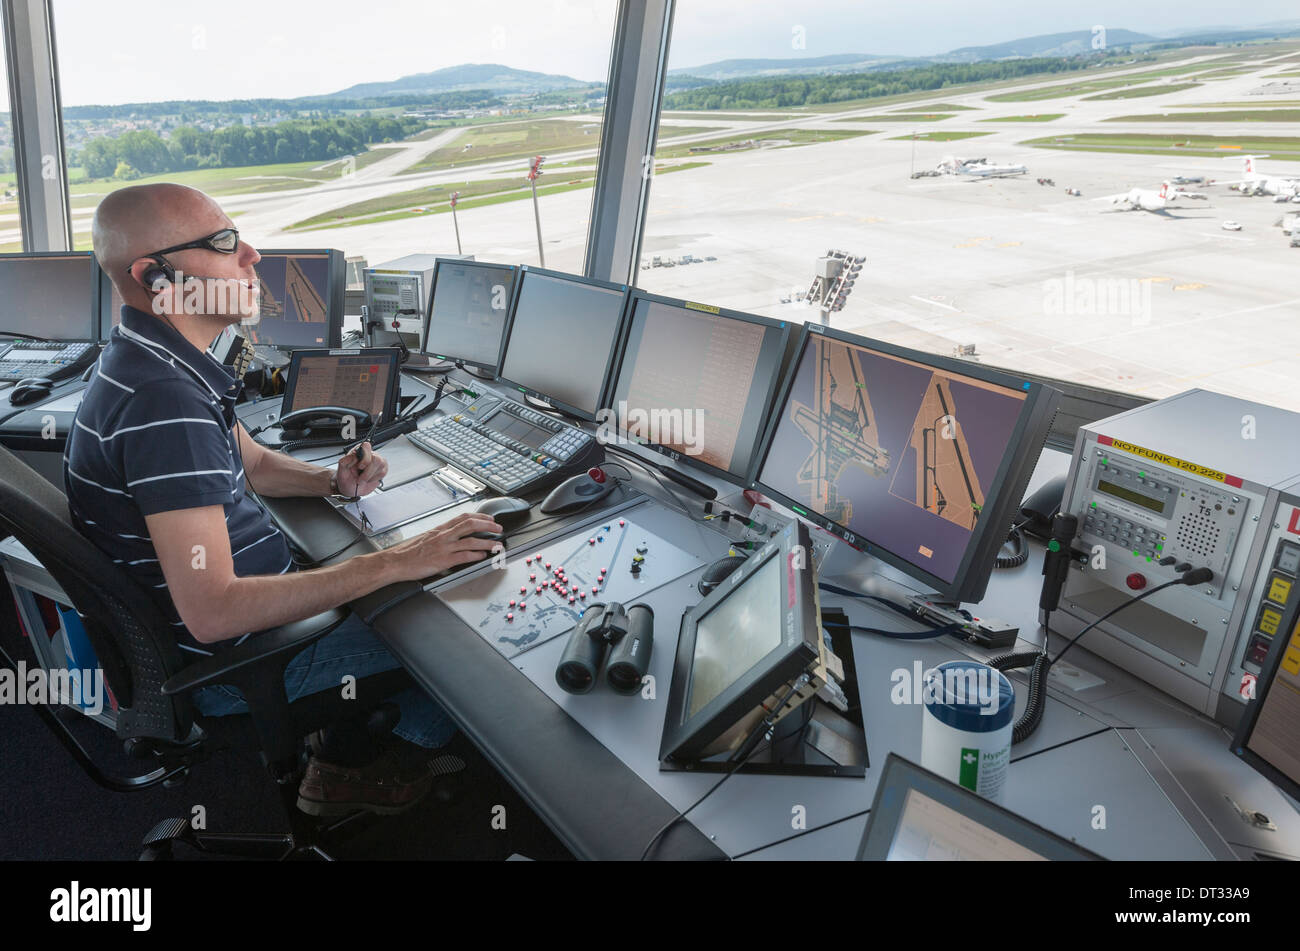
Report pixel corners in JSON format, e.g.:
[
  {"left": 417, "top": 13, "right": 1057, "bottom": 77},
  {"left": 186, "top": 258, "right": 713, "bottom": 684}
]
[
  {"left": 663, "top": 57, "right": 1094, "bottom": 110},
  {"left": 75, "top": 114, "right": 429, "bottom": 180},
  {"left": 63, "top": 88, "right": 502, "bottom": 120}
]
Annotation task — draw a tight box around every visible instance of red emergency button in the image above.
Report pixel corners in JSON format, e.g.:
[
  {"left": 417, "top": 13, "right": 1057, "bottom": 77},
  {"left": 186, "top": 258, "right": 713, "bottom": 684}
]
[
  {"left": 588, "top": 467, "right": 606, "bottom": 484},
  {"left": 1126, "top": 573, "right": 1147, "bottom": 591}
]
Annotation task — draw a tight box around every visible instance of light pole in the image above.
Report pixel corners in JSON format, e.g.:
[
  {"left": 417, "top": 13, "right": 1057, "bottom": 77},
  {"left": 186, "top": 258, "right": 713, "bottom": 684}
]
[
  {"left": 450, "top": 191, "right": 462, "bottom": 254},
  {"left": 528, "top": 155, "right": 546, "bottom": 267}
]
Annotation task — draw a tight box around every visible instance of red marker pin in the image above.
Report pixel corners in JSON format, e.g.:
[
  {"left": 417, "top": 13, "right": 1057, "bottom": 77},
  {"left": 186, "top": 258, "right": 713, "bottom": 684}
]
[
  {"left": 520, "top": 586, "right": 527, "bottom": 595},
  {"left": 530, "top": 573, "right": 536, "bottom": 581},
  {"left": 506, "top": 613, "right": 514, "bottom": 622},
  {"left": 535, "top": 586, "right": 542, "bottom": 594},
  {"left": 510, "top": 600, "right": 516, "bottom": 607},
  {"left": 519, "top": 602, "right": 526, "bottom": 610},
  {"left": 525, "top": 557, "right": 532, "bottom": 565},
  {"left": 545, "top": 562, "right": 552, "bottom": 570},
  {"left": 557, "top": 566, "right": 564, "bottom": 573},
  {"left": 619, "top": 520, "right": 626, "bottom": 527},
  {"left": 569, "top": 597, "right": 575, "bottom": 604},
  {"left": 579, "top": 592, "right": 587, "bottom": 600}
]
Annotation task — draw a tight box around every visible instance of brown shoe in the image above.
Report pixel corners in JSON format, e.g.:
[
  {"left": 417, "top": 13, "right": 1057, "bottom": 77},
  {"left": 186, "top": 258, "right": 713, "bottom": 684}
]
[{"left": 296, "top": 750, "right": 433, "bottom": 817}]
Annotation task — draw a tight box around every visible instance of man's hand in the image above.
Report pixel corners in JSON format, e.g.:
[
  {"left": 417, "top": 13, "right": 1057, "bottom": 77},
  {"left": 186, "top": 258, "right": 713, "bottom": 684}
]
[
  {"left": 382, "top": 512, "right": 504, "bottom": 583},
  {"left": 336, "top": 441, "right": 387, "bottom": 498}
]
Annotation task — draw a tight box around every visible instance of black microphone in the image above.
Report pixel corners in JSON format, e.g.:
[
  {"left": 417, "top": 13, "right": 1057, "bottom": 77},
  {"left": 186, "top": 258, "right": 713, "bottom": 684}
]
[{"left": 1039, "top": 513, "right": 1079, "bottom": 614}]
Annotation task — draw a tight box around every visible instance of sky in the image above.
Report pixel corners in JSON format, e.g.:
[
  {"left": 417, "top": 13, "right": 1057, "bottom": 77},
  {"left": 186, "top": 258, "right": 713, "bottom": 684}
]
[{"left": 35, "top": 0, "right": 1300, "bottom": 106}]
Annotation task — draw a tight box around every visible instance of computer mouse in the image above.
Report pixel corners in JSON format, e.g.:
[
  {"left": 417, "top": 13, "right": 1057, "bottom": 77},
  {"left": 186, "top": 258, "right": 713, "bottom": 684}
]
[
  {"left": 9, "top": 377, "right": 54, "bottom": 407},
  {"left": 475, "top": 496, "right": 533, "bottom": 527},
  {"left": 698, "top": 555, "right": 749, "bottom": 596},
  {"left": 467, "top": 531, "right": 505, "bottom": 542},
  {"left": 539, "top": 469, "right": 616, "bottom": 515}
]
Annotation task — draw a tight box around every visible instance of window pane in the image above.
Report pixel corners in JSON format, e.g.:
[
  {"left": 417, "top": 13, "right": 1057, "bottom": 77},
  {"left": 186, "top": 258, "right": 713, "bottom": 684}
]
[
  {"left": 0, "top": 35, "right": 19, "bottom": 251},
  {"left": 53, "top": 0, "right": 617, "bottom": 271},
  {"left": 643, "top": 3, "right": 1300, "bottom": 412}
]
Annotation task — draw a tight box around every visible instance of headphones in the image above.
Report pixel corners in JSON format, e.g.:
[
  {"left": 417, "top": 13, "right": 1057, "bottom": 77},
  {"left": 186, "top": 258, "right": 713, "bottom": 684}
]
[{"left": 140, "top": 255, "right": 183, "bottom": 293}]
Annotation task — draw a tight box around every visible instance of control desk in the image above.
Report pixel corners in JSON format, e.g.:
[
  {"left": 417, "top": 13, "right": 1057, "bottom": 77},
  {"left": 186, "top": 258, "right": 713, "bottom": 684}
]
[{"left": 254, "top": 368, "right": 1300, "bottom": 861}]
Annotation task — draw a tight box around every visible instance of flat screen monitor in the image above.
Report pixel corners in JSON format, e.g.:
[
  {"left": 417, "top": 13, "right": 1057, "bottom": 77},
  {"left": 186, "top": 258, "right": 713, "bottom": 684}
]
[
  {"left": 857, "top": 754, "right": 1102, "bottom": 860},
  {"left": 660, "top": 520, "right": 821, "bottom": 764},
  {"left": 1232, "top": 569, "right": 1300, "bottom": 803},
  {"left": 0, "top": 252, "right": 96, "bottom": 342},
  {"left": 498, "top": 266, "right": 629, "bottom": 420},
  {"left": 752, "top": 324, "right": 1060, "bottom": 605},
  {"left": 608, "top": 291, "right": 788, "bottom": 482},
  {"left": 281, "top": 348, "right": 402, "bottom": 426},
  {"left": 242, "top": 249, "right": 344, "bottom": 351},
  {"left": 422, "top": 259, "right": 517, "bottom": 372}
]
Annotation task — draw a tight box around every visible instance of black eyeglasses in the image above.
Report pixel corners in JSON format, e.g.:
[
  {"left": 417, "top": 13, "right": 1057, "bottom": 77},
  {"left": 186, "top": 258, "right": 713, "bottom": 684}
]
[{"left": 144, "top": 227, "right": 241, "bottom": 261}]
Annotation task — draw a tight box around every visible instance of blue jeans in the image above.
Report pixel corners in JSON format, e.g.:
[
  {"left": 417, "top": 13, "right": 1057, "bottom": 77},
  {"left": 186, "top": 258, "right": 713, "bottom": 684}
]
[{"left": 191, "top": 613, "right": 457, "bottom": 749}]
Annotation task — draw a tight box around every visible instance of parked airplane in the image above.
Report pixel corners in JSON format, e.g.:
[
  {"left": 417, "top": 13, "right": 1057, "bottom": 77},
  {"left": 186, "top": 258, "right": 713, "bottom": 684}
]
[{"left": 1223, "top": 156, "right": 1300, "bottom": 198}]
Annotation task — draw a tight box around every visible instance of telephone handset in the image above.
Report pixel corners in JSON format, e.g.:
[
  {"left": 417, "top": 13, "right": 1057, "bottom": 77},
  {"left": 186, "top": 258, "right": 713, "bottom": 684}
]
[{"left": 277, "top": 405, "right": 373, "bottom": 437}]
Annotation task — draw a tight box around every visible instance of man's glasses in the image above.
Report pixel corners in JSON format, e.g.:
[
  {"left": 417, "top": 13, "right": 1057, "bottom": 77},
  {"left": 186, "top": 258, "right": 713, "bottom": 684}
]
[{"left": 140, "top": 228, "right": 240, "bottom": 264}]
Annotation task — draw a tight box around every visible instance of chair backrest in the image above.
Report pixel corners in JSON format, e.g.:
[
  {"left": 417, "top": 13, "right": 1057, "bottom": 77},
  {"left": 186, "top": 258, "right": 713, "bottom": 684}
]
[{"left": 0, "top": 444, "right": 192, "bottom": 742}]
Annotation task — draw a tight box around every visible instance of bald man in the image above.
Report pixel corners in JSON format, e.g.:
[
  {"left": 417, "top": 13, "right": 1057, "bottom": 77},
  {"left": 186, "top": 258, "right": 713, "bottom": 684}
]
[{"left": 66, "top": 184, "right": 503, "bottom": 816}]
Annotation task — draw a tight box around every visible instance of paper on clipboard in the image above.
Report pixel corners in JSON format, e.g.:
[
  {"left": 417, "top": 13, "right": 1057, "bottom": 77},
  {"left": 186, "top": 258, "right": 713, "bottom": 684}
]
[{"left": 337, "top": 474, "right": 461, "bottom": 534}]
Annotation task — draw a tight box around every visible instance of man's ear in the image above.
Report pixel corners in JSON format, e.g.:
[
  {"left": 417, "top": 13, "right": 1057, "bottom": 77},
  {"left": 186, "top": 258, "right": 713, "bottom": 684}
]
[{"left": 131, "top": 257, "right": 171, "bottom": 293}]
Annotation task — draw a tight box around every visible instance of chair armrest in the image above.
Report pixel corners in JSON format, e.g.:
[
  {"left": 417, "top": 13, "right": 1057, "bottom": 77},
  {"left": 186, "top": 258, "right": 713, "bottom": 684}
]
[{"left": 161, "top": 608, "right": 348, "bottom": 698}]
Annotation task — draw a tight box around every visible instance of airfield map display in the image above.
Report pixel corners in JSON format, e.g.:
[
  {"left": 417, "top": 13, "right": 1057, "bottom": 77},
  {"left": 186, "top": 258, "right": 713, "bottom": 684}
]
[{"left": 758, "top": 334, "right": 1027, "bottom": 584}]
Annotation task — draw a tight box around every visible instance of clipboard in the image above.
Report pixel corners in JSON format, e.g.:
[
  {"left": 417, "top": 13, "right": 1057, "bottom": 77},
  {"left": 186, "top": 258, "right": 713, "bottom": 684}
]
[{"left": 329, "top": 466, "right": 484, "bottom": 535}]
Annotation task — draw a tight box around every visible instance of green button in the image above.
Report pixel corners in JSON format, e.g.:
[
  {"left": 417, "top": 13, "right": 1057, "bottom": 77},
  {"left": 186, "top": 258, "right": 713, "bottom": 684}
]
[
  {"left": 1133, "top": 550, "right": 1140, "bottom": 557},
  {"left": 1048, "top": 540, "right": 1061, "bottom": 552}
]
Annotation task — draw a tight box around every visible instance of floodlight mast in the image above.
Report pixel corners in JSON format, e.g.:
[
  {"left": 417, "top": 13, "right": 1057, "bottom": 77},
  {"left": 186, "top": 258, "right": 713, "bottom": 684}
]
[
  {"left": 529, "top": 155, "right": 547, "bottom": 267},
  {"left": 450, "top": 191, "right": 462, "bottom": 254}
]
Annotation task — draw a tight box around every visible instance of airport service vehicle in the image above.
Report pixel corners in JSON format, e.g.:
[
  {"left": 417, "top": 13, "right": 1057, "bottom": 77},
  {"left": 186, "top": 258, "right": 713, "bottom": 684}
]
[{"left": 1223, "top": 220, "right": 1242, "bottom": 231}]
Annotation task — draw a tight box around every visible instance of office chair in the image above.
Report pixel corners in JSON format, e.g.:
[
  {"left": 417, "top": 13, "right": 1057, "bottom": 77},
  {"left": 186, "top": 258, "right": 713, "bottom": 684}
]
[{"left": 0, "top": 444, "right": 416, "bottom": 860}]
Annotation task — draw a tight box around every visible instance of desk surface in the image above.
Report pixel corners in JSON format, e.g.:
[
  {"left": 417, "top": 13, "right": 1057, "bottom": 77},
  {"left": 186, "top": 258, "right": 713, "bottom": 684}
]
[{"left": 260, "top": 370, "right": 1300, "bottom": 861}]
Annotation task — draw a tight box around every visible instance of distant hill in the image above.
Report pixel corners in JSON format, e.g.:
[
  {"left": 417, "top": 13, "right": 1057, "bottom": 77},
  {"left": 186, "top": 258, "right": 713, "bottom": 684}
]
[
  {"left": 318, "top": 63, "right": 590, "bottom": 100},
  {"left": 668, "top": 53, "right": 902, "bottom": 81},
  {"left": 939, "top": 29, "right": 1158, "bottom": 62}
]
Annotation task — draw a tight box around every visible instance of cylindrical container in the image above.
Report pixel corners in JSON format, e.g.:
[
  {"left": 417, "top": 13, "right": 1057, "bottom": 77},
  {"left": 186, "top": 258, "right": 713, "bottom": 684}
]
[{"left": 921, "top": 661, "right": 1014, "bottom": 802}]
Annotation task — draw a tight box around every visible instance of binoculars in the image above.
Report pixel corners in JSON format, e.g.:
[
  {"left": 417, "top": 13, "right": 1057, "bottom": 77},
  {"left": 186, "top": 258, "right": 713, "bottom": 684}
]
[{"left": 555, "top": 602, "right": 654, "bottom": 695}]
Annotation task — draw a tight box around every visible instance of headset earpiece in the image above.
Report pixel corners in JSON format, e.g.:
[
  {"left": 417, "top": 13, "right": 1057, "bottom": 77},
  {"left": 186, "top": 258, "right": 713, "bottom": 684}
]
[{"left": 140, "top": 257, "right": 175, "bottom": 293}]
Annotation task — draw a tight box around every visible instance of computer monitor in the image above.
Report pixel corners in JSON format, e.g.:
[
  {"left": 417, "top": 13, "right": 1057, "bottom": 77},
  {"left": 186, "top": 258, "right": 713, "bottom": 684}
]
[
  {"left": 241, "top": 249, "right": 345, "bottom": 351},
  {"left": 1231, "top": 586, "right": 1300, "bottom": 802},
  {"left": 422, "top": 259, "right": 517, "bottom": 373},
  {"left": 857, "top": 754, "right": 1102, "bottom": 860},
  {"left": 281, "top": 348, "right": 402, "bottom": 426},
  {"left": 751, "top": 324, "right": 1060, "bottom": 605},
  {"left": 0, "top": 252, "right": 96, "bottom": 341},
  {"left": 497, "top": 266, "right": 629, "bottom": 421},
  {"left": 94, "top": 257, "right": 126, "bottom": 340},
  {"left": 660, "top": 520, "right": 824, "bottom": 765},
  {"left": 607, "top": 291, "right": 789, "bottom": 482}
]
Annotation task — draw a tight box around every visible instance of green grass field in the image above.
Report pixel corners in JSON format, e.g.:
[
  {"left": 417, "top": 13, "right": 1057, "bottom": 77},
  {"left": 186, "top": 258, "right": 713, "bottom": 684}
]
[
  {"left": 1167, "top": 100, "right": 1300, "bottom": 108},
  {"left": 399, "top": 117, "right": 724, "bottom": 175},
  {"left": 979, "top": 113, "right": 1064, "bottom": 122},
  {"left": 889, "top": 103, "right": 977, "bottom": 112},
  {"left": 851, "top": 113, "right": 953, "bottom": 122},
  {"left": 290, "top": 162, "right": 708, "bottom": 232},
  {"left": 1105, "top": 109, "right": 1300, "bottom": 123},
  {"left": 1022, "top": 132, "right": 1300, "bottom": 161},
  {"left": 1081, "top": 82, "right": 1202, "bottom": 100},
  {"left": 655, "top": 128, "right": 874, "bottom": 159},
  {"left": 65, "top": 150, "right": 395, "bottom": 209},
  {"left": 889, "top": 130, "right": 993, "bottom": 142}
]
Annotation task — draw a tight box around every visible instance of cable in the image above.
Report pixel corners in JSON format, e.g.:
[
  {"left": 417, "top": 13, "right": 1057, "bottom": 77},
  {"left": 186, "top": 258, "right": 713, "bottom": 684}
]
[
  {"left": 995, "top": 524, "right": 1028, "bottom": 569},
  {"left": 598, "top": 446, "right": 696, "bottom": 519},
  {"left": 1051, "top": 578, "right": 1183, "bottom": 667},
  {"left": 0, "top": 330, "right": 44, "bottom": 341},
  {"left": 639, "top": 678, "right": 806, "bottom": 861},
  {"left": 818, "top": 581, "right": 957, "bottom": 638}
]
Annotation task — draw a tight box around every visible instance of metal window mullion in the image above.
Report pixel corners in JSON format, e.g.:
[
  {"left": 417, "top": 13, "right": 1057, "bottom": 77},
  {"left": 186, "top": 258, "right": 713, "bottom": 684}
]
[
  {"left": 583, "top": 0, "right": 674, "bottom": 286},
  {"left": 2, "top": 0, "right": 72, "bottom": 251}
]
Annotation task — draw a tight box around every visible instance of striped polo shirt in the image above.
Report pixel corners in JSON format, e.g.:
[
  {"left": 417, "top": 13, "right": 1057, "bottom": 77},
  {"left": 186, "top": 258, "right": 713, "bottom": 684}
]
[{"left": 64, "top": 306, "right": 294, "bottom": 656}]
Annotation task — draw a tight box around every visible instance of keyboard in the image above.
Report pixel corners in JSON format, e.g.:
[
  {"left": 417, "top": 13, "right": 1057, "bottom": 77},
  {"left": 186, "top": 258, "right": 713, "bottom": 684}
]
[
  {"left": 408, "top": 401, "right": 597, "bottom": 495},
  {"left": 0, "top": 341, "right": 97, "bottom": 383},
  {"left": 409, "top": 415, "right": 555, "bottom": 494}
]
